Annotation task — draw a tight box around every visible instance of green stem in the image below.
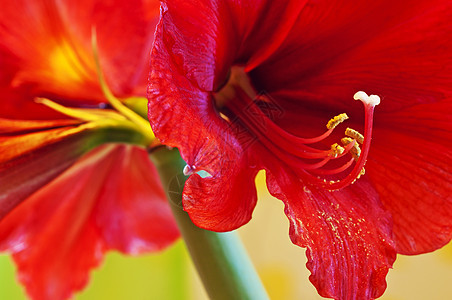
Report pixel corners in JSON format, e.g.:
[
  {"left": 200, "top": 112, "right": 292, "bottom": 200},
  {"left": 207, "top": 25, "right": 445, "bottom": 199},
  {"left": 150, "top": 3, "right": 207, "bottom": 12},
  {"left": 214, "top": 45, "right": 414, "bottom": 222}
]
[{"left": 150, "top": 147, "right": 269, "bottom": 300}]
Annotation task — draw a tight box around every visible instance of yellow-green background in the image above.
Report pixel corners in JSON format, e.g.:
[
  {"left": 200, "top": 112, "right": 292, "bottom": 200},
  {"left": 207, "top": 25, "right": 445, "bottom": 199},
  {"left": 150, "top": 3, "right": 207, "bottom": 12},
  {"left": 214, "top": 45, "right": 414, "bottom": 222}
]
[{"left": 2, "top": 172, "right": 451, "bottom": 299}]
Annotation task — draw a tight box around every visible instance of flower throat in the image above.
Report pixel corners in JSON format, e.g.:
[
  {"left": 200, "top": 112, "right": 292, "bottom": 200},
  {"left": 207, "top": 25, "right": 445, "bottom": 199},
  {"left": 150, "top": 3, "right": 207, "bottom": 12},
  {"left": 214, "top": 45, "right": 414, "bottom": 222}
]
[{"left": 213, "top": 67, "right": 380, "bottom": 191}]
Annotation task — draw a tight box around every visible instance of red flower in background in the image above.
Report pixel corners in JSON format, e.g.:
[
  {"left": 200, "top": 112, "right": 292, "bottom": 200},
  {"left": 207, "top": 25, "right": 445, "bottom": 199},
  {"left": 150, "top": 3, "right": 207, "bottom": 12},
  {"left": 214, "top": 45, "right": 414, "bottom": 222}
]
[
  {"left": 0, "top": 1, "right": 178, "bottom": 299},
  {"left": 148, "top": 0, "right": 452, "bottom": 299}
]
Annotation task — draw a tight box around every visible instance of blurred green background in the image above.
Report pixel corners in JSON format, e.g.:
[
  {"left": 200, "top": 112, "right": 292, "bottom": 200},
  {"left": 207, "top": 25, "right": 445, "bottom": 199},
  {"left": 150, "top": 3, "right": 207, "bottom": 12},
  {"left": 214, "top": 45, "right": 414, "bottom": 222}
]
[{"left": 2, "top": 172, "right": 452, "bottom": 300}]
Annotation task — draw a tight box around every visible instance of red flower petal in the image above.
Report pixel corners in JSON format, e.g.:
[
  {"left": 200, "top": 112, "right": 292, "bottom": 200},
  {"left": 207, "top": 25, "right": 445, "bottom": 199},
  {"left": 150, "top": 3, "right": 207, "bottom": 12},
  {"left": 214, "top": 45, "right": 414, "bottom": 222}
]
[
  {"left": 0, "top": 118, "right": 93, "bottom": 219},
  {"left": 0, "top": 115, "right": 151, "bottom": 220},
  {"left": 149, "top": 17, "right": 227, "bottom": 163},
  {"left": 368, "top": 101, "right": 452, "bottom": 254},
  {"left": 266, "top": 164, "right": 396, "bottom": 299},
  {"left": 183, "top": 160, "right": 259, "bottom": 232},
  {"left": 0, "top": 0, "right": 159, "bottom": 103},
  {"left": 251, "top": 1, "right": 452, "bottom": 111},
  {"left": 150, "top": 26, "right": 261, "bottom": 230},
  {"left": 149, "top": 72, "right": 258, "bottom": 232},
  {"left": 0, "top": 87, "right": 64, "bottom": 120},
  {"left": 58, "top": 0, "right": 159, "bottom": 97},
  {"left": 154, "top": 0, "right": 308, "bottom": 92},
  {"left": 0, "top": 145, "right": 178, "bottom": 300},
  {"left": 95, "top": 145, "right": 179, "bottom": 253},
  {"left": 0, "top": 0, "right": 99, "bottom": 103}
]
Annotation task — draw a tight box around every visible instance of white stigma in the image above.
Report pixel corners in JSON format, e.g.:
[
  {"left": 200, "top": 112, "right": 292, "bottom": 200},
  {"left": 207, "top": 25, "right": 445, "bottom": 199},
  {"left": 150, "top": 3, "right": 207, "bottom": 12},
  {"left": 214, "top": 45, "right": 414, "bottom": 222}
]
[{"left": 353, "top": 91, "right": 380, "bottom": 106}]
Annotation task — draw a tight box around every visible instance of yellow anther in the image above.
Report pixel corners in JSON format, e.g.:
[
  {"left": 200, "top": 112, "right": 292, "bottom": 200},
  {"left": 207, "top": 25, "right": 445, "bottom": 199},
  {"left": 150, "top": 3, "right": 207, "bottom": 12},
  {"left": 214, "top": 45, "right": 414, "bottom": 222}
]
[
  {"left": 329, "top": 143, "right": 345, "bottom": 158},
  {"left": 326, "top": 113, "right": 349, "bottom": 130},
  {"left": 341, "top": 137, "right": 361, "bottom": 162},
  {"left": 345, "top": 128, "right": 364, "bottom": 144},
  {"left": 341, "top": 137, "right": 353, "bottom": 145}
]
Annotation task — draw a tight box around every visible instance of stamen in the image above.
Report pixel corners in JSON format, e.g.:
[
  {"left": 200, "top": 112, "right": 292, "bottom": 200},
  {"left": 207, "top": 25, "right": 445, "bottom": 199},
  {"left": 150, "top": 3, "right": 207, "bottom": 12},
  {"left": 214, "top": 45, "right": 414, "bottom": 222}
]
[
  {"left": 329, "top": 143, "right": 345, "bottom": 158},
  {"left": 294, "top": 157, "right": 332, "bottom": 170},
  {"left": 319, "top": 91, "right": 380, "bottom": 190},
  {"left": 326, "top": 113, "right": 349, "bottom": 130},
  {"left": 345, "top": 128, "right": 364, "bottom": 144},
  {"left": 35, "top": 97, "right": 127, "bottom": 122},
  {"left": 215, "top": 68, "right": 380, "bottom": 191},
  {"left": 91, "top": 27, "right": 155, "bottom": 142},
  {"left": 341, "top": 137, "right": 361, "bottom": 161},
  {"left": 310, "top": 157, "right": 355, "bottom": 175}
]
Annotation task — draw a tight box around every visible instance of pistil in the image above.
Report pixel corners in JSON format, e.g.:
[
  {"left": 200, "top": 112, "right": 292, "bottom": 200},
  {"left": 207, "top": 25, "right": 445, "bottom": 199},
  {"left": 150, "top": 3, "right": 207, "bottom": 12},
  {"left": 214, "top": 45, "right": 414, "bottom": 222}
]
[{"left": 214, "top": 67, "right": 379, "bottom": 191}]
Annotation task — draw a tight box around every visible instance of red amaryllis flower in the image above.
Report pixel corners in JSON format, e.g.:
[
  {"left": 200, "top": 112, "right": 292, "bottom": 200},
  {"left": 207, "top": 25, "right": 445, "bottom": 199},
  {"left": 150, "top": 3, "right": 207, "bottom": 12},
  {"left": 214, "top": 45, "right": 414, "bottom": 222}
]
[
  {"left": 148, "top": 0, "right": 452, "bottom": 299},
  {"left": 0, "top": 1, "right": 178, "bottom": 299}
]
